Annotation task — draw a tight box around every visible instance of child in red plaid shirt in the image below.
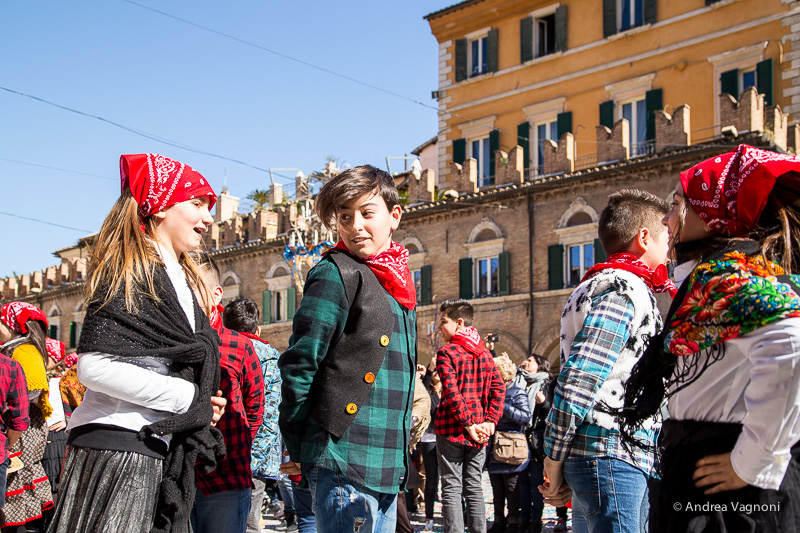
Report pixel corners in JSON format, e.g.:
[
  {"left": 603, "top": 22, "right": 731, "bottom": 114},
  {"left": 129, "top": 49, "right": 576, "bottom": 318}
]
[
  {"left": 190, "top": 252, "right": 265, "bottom": 533},
  {"left": 435, "top": 298, "right": 505, "bottom": 533}
]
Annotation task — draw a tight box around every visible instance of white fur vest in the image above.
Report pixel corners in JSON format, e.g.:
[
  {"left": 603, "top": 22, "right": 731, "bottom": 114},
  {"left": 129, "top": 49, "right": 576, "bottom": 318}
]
[{"left": 559, "top": 269, "right": 661, "bottom": 431}]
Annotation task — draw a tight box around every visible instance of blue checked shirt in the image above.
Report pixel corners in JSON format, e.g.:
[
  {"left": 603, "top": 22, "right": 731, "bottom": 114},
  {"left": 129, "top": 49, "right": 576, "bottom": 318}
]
[{"left": 545, "top": 289, "right": 657, "bottom": 477}]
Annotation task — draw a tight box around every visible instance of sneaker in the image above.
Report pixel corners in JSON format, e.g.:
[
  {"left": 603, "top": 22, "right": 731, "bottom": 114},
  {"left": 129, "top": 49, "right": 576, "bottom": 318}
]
[{"left": 554, "top": 517, "right": 568, "bottom": 532}]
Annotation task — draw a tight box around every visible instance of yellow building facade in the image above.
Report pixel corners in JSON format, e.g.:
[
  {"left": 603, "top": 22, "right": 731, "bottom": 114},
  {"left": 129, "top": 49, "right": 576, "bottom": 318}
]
[{"left": 426, "top": 0, "right": 797, "bottom": 182}]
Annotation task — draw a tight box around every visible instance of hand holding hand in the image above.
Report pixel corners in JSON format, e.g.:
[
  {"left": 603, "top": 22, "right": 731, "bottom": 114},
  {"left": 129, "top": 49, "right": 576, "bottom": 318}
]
[
  {"left": 466, "top": 424, "right": 489, "bottom": 444},
  {"left": 693, "top": 452, "right": 748, "bottom": 494}
]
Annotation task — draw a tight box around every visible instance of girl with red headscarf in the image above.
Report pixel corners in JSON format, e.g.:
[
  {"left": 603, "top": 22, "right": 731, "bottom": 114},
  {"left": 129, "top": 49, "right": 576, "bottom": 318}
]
[
  {"left": 47, "top": 154, "right": 226, "bottom": 533},
  {"left": 619, "top": 145, "right": 800, "bottom": 532},
  {"left": 0, "top": 302, "right": 54, "bottom": 532}
]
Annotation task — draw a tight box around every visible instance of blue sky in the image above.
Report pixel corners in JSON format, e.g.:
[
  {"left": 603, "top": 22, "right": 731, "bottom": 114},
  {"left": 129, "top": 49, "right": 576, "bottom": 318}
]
[{"left": 0, "top": 1, "right": 453, "bottom": 278}]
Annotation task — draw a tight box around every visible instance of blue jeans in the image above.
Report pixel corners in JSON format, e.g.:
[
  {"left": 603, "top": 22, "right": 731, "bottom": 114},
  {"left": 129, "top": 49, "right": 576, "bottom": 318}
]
[
  {"left": 191, "top": 488, "right": 252, "bottom": 533},
  {"left": 293, "top": 481, "right": 317, "bottom": 533},
  {"left": 307, "top": 466, "right": 397, "bottom": 533},
  {"left": 563, "top": 457, "right": 649, "bottom": 533}
]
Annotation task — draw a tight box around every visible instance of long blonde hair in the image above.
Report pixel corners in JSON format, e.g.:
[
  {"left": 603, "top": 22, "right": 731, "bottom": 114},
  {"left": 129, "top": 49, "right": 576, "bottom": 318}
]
[{"left": 86, "top": 190, "right": 210, "bottom": 314}]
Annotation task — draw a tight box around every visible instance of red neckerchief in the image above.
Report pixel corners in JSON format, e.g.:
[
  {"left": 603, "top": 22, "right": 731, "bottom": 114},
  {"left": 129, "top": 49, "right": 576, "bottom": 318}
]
[
  {"left": 581, "top": 253, "right": 677, "bottom": 298},
  {"left": 209, "top": 303, "right": 225, "bottom": 330},
  {"left": 449, "top": 326, "right": 485, "bottom": 356},
  {"left": 332, "top": 240, "right": 416, "bottom": 310},
  {"left": 239, "top": 331, "right": 268, "bottom": 345}
]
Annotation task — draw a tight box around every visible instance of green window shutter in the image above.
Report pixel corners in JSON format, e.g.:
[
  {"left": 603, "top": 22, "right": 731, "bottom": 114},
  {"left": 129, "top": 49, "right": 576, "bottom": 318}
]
[
  {"left": 557, "top": 111, "right": 573, "bottom": 137},
  {"left": 520, "top": 17, "right": 534, "bottom": 63},
  {"left": 600, "top": 100, "right": 615, "bottom": 129},
  {"left": 49, "top": 324, "right": 58, "bottom": 339},
  {"left": 261, "top": 290, "right": 271, "bottom": 324},
  {"left": 644, "top": 0, "right": 657, "bottom": 24},
  {"left": 594, "top": 238, "right": 607, "bottom": 263},
  {"left": 645, "top": 88, "right": 662, "bottom": 142},
  {"left": 455, "top": 38, "right": 468, "bottom": 82},
  {"left": 517, "top": 122, "right": 530, "bottom": 170},
  {"left": 286, "top": 287, "right": 296, "bottom": 321},
  {"left": 756, "top": 58, "right": 773, "bottom": 106},
  {"left": 603, "top": 0, "right": 617, "bottom": 38},
  {"left": 498, "top": 251, "right": 510, "bottom": 296},
  {"left": 453, "top": 138, "right": 466, "bottom": 166},
  {"left": 459, "top": 258, "right": 473, "bottom": 300},
  {"left": 420, "top": 265, "right": 432, "bottom": 305},
  {"left": 555, "top": 5, "right": 568, "bottom": 52},
  {"left": 489, "top": 129, "right": 499, "bottom": 182},
  {"left": 548, "top": 245, "right": 564, "bottom": 290},
  {"left": 69, "top": 321, "right": 77, "bottom": 349},
  {"left": 487, "top": 28, "right": 499, "bottom": 73},
  {"left": 720, "top": 69, "right": 738, "bottom": 98}
]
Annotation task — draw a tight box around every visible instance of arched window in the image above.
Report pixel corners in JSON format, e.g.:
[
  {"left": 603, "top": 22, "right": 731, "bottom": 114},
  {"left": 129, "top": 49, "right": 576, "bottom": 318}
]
[
  {"left": 461, "top": 218, "right": 509, "bottom": 299},
  {"left": 548, "top": 197, "right": 603, "bottom": 290}
]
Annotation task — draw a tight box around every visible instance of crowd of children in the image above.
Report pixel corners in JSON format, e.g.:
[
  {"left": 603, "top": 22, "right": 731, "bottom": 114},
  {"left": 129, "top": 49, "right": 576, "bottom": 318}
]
[{"left": 0, "top": 145, "right": 798, "bottom": 533}]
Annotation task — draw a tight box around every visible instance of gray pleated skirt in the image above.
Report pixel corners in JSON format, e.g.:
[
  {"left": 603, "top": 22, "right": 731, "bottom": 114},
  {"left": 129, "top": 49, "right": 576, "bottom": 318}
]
[{"left": 46, "top": 445, "right": 163, "bottom": 533}]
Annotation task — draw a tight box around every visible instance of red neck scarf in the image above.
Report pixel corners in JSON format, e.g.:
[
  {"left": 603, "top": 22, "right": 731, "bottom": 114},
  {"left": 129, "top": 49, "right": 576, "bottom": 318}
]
[
  {"left": 582, "top": 253, "right": 677, "bottom": 297},
  {"left": 449, "top": 326, "right": 486, "bottom": 356},
  {"left": 332, "top": 240, "right": 416, "bottom": 310},
  {"left": 120, "top": 153, "right": 217, "bottom": 219},
  {"left": 239, "top": 331, "right": 268, "bottom": 345},
  {"left": 1, "top": 302, "right": 48, "bottom": 334},
  {"left": 680, "top": 144, "right": 800, "bottom": 236}
]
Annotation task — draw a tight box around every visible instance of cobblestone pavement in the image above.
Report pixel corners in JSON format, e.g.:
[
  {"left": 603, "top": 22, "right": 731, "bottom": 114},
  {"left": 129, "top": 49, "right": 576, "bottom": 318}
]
[{"left": 260, "top": 472, "right": 572, "bottom": 532}]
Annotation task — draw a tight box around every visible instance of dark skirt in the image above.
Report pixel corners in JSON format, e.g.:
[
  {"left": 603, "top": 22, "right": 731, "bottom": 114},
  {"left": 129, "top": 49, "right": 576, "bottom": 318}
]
[
  {"left": 2, "top": 405, "right": 54, "bottom": 527},
  {"left": 41, "top": 428, "right": 67, "bottom": 494},
  {"left": 654, "top": 419, "right": 800, "bottom": 533},
  {"left": 46, "top": 445, "right": 163, "bottom": 533}
]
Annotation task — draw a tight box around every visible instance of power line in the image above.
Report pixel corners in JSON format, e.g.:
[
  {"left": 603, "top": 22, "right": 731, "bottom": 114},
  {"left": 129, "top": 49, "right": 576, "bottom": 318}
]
[
  {"left": 0, "top": 85, "right": 297, "bottom": 183},
  {"left": 0, "top": 157, "right": 116, "bottom": 181},
  {"left": 120, "top": 0, "right": 532, "bottom": 143},
  {"left": 0, "top": 211, "right": 92, "bottom": 233}
]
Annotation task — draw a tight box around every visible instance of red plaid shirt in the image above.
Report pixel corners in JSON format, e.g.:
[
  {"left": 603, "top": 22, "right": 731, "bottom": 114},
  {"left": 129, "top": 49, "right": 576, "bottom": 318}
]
[
  {"left": 435, "top": 342, "right": 505, "bottom": 447},
  {"left": 0, "top": 355, "right": 29, "bottom": 462},
  {"left": 196, "top": 320, "right": 265, "bottom": 495}
]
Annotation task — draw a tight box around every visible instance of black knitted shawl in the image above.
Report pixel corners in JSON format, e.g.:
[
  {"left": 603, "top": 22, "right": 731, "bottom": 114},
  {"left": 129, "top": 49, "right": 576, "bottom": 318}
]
[{"left": 78, "top": 265, "right": 226, "bottom": 533}]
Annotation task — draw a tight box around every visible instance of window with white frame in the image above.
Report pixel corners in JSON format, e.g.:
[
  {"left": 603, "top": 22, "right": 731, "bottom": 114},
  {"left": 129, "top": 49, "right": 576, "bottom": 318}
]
[
  {"left": 708, "top": 43, "right": 772, "bottom": 135},
  {"left": 471, "top": 136, "right": 492, "bottom": 187},
  {"left": 567, "top": 242, "right": 595, "bottom": 287},
  {"left": 620, "top": 98, "right": 647, "bottom": 156},
  {"left": 534, "top": 120, "right": 559, "bottom": 174},
  {"left": 619, "top": 0, "right": 644, "bottom": 31},
  {"left": 273, "top": 289, "right": 288, "bottom": 322},
  {"left": 264, "top": 265, "right": 294, "bottom": 324},
  {"left": 412, "top": 269, "right": 422, "bottom": 303},
  {"left": 475, "top": 256, "right": 499, "bottom": 297},
  {"left": 469, "top": 34, "right": 489, "bottom": 77}
]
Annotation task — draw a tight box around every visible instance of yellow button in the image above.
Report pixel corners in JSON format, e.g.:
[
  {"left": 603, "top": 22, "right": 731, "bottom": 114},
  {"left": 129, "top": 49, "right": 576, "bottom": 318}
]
[
  {"left": 346, "top": 403, "right": 358, "bottom": 415},
  {"left": 380, "top": 335, "right": 390, "bottom": 346},
  {"left": 364, "top": 372, "right": 376, "bottom": 384}
]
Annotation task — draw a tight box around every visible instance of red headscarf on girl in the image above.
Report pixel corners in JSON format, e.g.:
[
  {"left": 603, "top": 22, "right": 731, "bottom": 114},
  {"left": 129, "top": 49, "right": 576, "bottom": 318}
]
[
  {"left": 120, "top": 153, "right": 217, "bottom": 219},
  {"left": 0, "top": 302, "right": 48, "bottom": 334},
  {"left": 679, "top": 144, "right": 800, "bottom": 237},
  {"left": 46, "top": 338, "right": 65, "bottom": 362}
]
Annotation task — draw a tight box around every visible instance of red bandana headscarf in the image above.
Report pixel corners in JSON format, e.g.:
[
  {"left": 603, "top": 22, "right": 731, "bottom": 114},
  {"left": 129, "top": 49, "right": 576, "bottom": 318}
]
[
  {"left": 582, "top": 253, "right": 677, "bottom": 297},
  {"left": 680, "top": 144, "right": 800, "bottom": 237},
  {"left": 0, "top": 302, "right": 48, "bottom": 334},
  {"left": 120, "top": 153, "right": 217, "bottom": 220},
  {"left": 332, "top": 240, "right": 416, "bottom": 310},
  {"left": 45, "top": 338, "right": 77, "bottom": 368}
]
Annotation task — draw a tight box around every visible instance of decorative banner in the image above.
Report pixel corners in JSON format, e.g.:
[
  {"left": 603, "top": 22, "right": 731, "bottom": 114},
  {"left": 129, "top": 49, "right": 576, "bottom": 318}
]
[{"left": 283, "top": 241, "right": 335, "bottom": 293}]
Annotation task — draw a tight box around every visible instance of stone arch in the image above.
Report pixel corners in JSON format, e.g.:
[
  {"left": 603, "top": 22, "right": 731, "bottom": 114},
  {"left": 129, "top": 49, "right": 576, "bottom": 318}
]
[
  {"left": 556, "top": 197, "right": 599, "bottom": 229},
  {"left": 488, "top": 331, "right": 528, "bottom": 365},
  {"left": 467, "top": 218, "right": 504, "bottom": 244},
  {"left": 400, "top": 236, "right": 426, "bottom": 255},
  {"left": 266, "top": 262, "right": 290, "bottom": 279},
  {"left": 220, "top": 270, "right": 241, "bottom": 287},
  {"left": 47, "top": 303, "right": 61, "bottom": 317},
  {"left": 532, "top": 325, "right": 562, "bottom": 372}
]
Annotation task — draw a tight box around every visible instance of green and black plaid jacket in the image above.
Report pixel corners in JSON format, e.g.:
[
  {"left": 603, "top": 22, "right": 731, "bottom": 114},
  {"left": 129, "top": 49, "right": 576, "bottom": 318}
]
[{"left": 278, "top": 257, "right": 416, "bottom": 494}]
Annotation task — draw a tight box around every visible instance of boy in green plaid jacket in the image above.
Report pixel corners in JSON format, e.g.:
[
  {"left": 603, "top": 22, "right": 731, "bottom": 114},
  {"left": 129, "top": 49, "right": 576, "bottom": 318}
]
[{"left": 278, "top": 165, "right": 418, "bottom": 533}]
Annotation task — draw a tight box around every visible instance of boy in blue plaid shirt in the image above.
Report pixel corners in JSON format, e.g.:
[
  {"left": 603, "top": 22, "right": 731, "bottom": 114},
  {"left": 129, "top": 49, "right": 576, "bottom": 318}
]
[
  {"left": 279, "top": 165, "right": 417, "bottom": 533},
  {"left": 541, "top": 190, "right": 673, "bottom": 533}
]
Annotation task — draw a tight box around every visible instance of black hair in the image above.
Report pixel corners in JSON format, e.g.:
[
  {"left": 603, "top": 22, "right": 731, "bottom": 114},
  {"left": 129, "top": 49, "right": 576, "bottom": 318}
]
[
  {"left": 439, "top": 298, "right": 474, "bottom": 326},
  {"left": 222, "top": 298, "right": 260, "bottom": 334}
]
